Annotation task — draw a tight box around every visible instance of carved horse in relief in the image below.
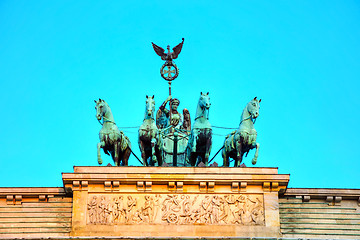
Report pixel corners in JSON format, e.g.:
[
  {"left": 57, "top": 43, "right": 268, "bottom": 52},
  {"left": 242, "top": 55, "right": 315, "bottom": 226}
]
[
  {"left": 138, "top": 95, "right": 162, "bottom": 166},
  {"left": 222, "top": 97, "right": 261, "bottom": 167},
  {"left": 95, "top": 99, "right": 131, "bottom": 166},
  {"left": 187, "top": 92, "right": 212, "bottom": 166}
]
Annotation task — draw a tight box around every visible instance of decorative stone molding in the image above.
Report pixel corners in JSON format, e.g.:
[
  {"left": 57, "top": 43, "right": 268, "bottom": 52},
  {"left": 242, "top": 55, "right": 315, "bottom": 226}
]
[
  {"left": 176, "top": 182, "right": 183, "bottom": 192},
  {"left": 334, "top": 196, "right": 342, "bottom": 206},
  {"left": 231, "top": 182, "right": 239, "bottom": 192},
  {"left": 168, "top": 182, "right": 176, "bottom": 191},
  {"left": 39, "top": 194, "right": 46, "bottom": 201},
  {"left": 208, "top": 182, "right": 215, "bottom": 192},
  {"left": 73, "top": 180, "right": 80, "bottom": 190},
  {"left": 263, "top": 182, "right": 270, "bottom": 192},
  {"left": 137, "top": 181, "right": 144, "bottom": 191},
  {"left": 145, "top": 181, "right": 152, "bottom": 191},
  {"left": 6, "top": 195, "right": 13, "bottom": 205},
  {"left": 15, "top": 195, "right": 22, "bottom": 205},
  {"left": 199, "top": 182, "right": 207, "bottom": 192},
  {"left": 113, "top": 181, "right": 120, "bottom": 191},
  {"left": 104, "top": 181, "right": 112, "bottom": 191},
  {"left": 240, "top": 182, "right": 247, "bottom": 192},
  {"left": 81, "top": 180, "right": 89, "bottom": 190},
  {"left": 271, "top": 182, "right": 278, "bottom": 192},
  {"left": 303, "top": 195, "right": 310, "bottom": 202}
]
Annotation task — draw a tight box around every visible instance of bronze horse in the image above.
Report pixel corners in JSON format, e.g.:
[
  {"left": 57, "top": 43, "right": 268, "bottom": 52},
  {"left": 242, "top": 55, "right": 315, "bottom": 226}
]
[
  {"left": 222, "top": 97, "right": 261, "bottom": 167},
  {"left": 187, "top": 92, "right": 212, "bottom": 166},
  {"left": 138, "top": 95, "right": 162, "bottom": 166},
  {"left": 95, "top": 99, "right": 131, "bottom": 166}
]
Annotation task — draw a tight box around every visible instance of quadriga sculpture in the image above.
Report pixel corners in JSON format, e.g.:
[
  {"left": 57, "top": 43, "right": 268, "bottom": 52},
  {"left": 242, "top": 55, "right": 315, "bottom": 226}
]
[
  {"left": 138, "top": 95, "right": 162, "bottom": 166},
  {"left": 95, "top": 99, "right": 131, "bottom": 166},
  {"left": 222, "top": 97, "right": 261, "bottom": 167},
  {"left": 187, "top": 92, "right": 212, "bottom": 166}
]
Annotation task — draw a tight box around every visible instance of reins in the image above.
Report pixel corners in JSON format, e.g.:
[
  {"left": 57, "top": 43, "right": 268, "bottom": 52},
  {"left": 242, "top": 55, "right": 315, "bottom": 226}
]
[
  {"left": 239, "top": 115, "right": 256, "bottom": 125},
  {"left": 98, "top": 116, "right": 116, "bottom": 126}
]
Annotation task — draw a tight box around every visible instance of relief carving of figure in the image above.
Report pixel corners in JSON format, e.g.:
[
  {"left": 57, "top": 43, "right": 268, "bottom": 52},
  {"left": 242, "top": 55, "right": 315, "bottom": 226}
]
[
  {"left": 211, "top": 196, "right": 221, "bottom": 224},
  {"left": 126, "top": 196, "right": 137, "bottom": 223},
  {"left": 180, "top": 195, "right": 192, "bottom": 224},
  {"left": 141, "top": 195, "right": 155, "bottom": 223},
  {"left": 218, "top": 196, "right": 230, "bottom": 224},
  {"left": 113, "top": 196, "right": 126, "bottom": 223},
  {"left": 88, "top": 196, "right": 98, "bottom": 224},
  {"left": 98, "top": 196, "right": 107, "bottom": 224},
  {"left": 200, "top": 195, "right": 212, "bottom": 224}
]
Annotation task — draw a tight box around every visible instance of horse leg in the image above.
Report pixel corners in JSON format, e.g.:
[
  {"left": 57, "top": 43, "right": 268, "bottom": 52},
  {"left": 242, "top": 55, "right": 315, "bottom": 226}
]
[
  {"left": 97, "top": 141, "right": 105, "bottom": 165},
  {"left": 113, "top": 142, "right": 119, "bottom": 166},
  {"left": 151, "top": 138, "right": 157, "bottom": 165},
  {"left": 222, "top": 148, "right": 229, "bottom": 167},
  {"left": 235, "top": 141, "right": 242, "bottom": 167},
  {"left": 155, "top": 143, "right": 162, "bottom": 167},
  {"left": 123, "top": 146, "right": 131, "bottom": 166},
  {"left": 252, "top": 142, "right": 260, "bottom": 165},
  {"left": 139, "top": 141, "right": 147, "bottom": 166},
  {"left": 204, "top": 134, "right": 212, "bottom": 166},
  {"left": 191, "top": 132, "right": 197, "bottom": 153}
]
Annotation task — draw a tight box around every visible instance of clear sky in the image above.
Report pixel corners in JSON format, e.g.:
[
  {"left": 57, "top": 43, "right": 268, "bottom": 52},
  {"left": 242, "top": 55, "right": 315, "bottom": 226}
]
[{"left": 1, "top": 1, "right": 359, "bottom": 188}]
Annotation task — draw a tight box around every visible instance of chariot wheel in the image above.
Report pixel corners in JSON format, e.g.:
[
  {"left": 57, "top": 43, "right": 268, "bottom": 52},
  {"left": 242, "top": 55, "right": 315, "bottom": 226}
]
[{"left": 167, "top": 213, "right": 179, "bottom": 223}]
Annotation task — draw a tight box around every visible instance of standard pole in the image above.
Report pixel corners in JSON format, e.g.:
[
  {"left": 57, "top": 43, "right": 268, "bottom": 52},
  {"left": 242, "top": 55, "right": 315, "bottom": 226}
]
[
  {"left": 168, "top": 81, "right": 172, "bottom": 124},
  {"left": 173, "top": 132, "right": 178, "bottom": 166}
]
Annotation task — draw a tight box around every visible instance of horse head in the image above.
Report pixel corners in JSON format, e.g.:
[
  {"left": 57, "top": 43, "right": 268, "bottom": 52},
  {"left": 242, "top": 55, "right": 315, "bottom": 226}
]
[
  {"left": 94, "top": 98, "right": 108, "bottom": 121},
  {"left": 199, "top": 92, "right": 211, "bottom": 109},
  {"left": 247, "top": 97, "right": 261, "bottom": 120},
  {"left": 145, "top": 95, "right": 155, "bottom": 119}
]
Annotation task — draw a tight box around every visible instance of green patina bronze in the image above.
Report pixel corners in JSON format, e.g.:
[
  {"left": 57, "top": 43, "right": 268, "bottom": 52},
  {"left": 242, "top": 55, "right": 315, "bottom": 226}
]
[
  {"left": 94, "top": 99, "right": 131, "bottom": 166},
  {"left": 152, "top": 38, "right": 184, "bottom": 81},
  {"left": 186, "top": 92, "right": 212, "bottom": 167},
  {"left": 92, "top": 40, "right": 263, "bottom": 168},
  {"left": 138, "top": 95, "right": 163, "bottom": 166},
  {"left": 222, "top": 97, "right": 261, "bottom": 167}
]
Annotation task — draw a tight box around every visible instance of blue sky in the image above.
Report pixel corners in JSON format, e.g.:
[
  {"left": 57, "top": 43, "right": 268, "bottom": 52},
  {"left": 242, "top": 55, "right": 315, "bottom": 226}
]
[{"left": 0, "top": 1, "right": 359, "bottom": 188}]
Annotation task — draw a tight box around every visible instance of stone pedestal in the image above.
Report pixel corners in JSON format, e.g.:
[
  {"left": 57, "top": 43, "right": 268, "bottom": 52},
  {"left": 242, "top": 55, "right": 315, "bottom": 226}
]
[{"left": 62, "top": 166, "right": 289, "bottom": 238}]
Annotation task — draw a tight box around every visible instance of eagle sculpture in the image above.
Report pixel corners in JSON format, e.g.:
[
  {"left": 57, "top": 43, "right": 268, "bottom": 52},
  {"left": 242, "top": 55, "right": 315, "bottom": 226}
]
[{"left": 152, "top": 38, "right": 184, "bottom": 62}]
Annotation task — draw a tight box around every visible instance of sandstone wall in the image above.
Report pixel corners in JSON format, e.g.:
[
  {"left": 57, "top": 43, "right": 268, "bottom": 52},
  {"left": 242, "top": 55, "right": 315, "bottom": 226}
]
[
  {"left": 0, "top": 187, "right": 72, "bottom": 238},
  {"left": 280, "top": 188, "right": 360, "bottom": 239}
]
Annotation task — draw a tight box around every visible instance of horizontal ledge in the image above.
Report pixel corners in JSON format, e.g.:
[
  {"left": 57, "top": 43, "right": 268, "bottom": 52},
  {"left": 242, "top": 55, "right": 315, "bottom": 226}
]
[
  {"left": 280, "top": 212, "right": 360, "bottom": 215},
  {"left": 0, "top": 206, "right": 72, "bottom": 208},
  {"left": 0, "top": 187, "right": 65, "bottom": 195},
  {"left": 73, "top": 166, "right": 280, "bottom": 174},
  {"left": 62, "top": 174, "right": 290, "bottom": 182},
  {"left": 279, "top": 202, "right": 328, "bottom": 205},
  {"left": 0, "top": 211, "right": 72, "bottom": 213},
  {"left": 0, "top": 216, "right": 71, "bottom": 218},
  {"left": 282, "top": 231, "right": 360, "bottom": 236},
  {"left": 285, "top": 187, "right": 360, "bottom": 197},
  {"left": 281, "top": 222, "right": 360, "bottom": 226},
  {"left": 0, "top": 231, "right": 70, "bottom": 234},
  {"left": 0, "top": 221, "right": 71, "bottom": 224},
  {"left": 0, "top": 226, "right": 70, "bottom": 229},
  {"left": 281, "top": 226, "right": 360, "bottom": 231},
  {"left": 281, "top": 216, "right": 360, "bottom": 220},
  {"left": 280, "top": 207, "right": 357, "bottom": 210}
]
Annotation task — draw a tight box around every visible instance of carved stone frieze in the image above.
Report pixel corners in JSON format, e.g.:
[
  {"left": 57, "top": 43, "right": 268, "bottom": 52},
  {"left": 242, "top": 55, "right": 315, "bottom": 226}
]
[{"left": 87, "top": 194, "right": 264, "bottom": 225}]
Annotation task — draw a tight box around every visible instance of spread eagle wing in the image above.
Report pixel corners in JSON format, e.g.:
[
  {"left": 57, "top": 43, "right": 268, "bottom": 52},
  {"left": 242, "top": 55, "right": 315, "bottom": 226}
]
[
  {"left": 172, "top": 38, "right": 184, "bottom": 59},
  {"left": 152, "top": 42, "right": 166, "bottom": 58}
]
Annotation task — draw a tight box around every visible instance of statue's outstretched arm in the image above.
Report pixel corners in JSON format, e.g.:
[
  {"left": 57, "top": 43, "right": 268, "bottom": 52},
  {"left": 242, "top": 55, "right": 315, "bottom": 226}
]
[{"left": 159, "top": 96, "right": 172, "bottom": 115}]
